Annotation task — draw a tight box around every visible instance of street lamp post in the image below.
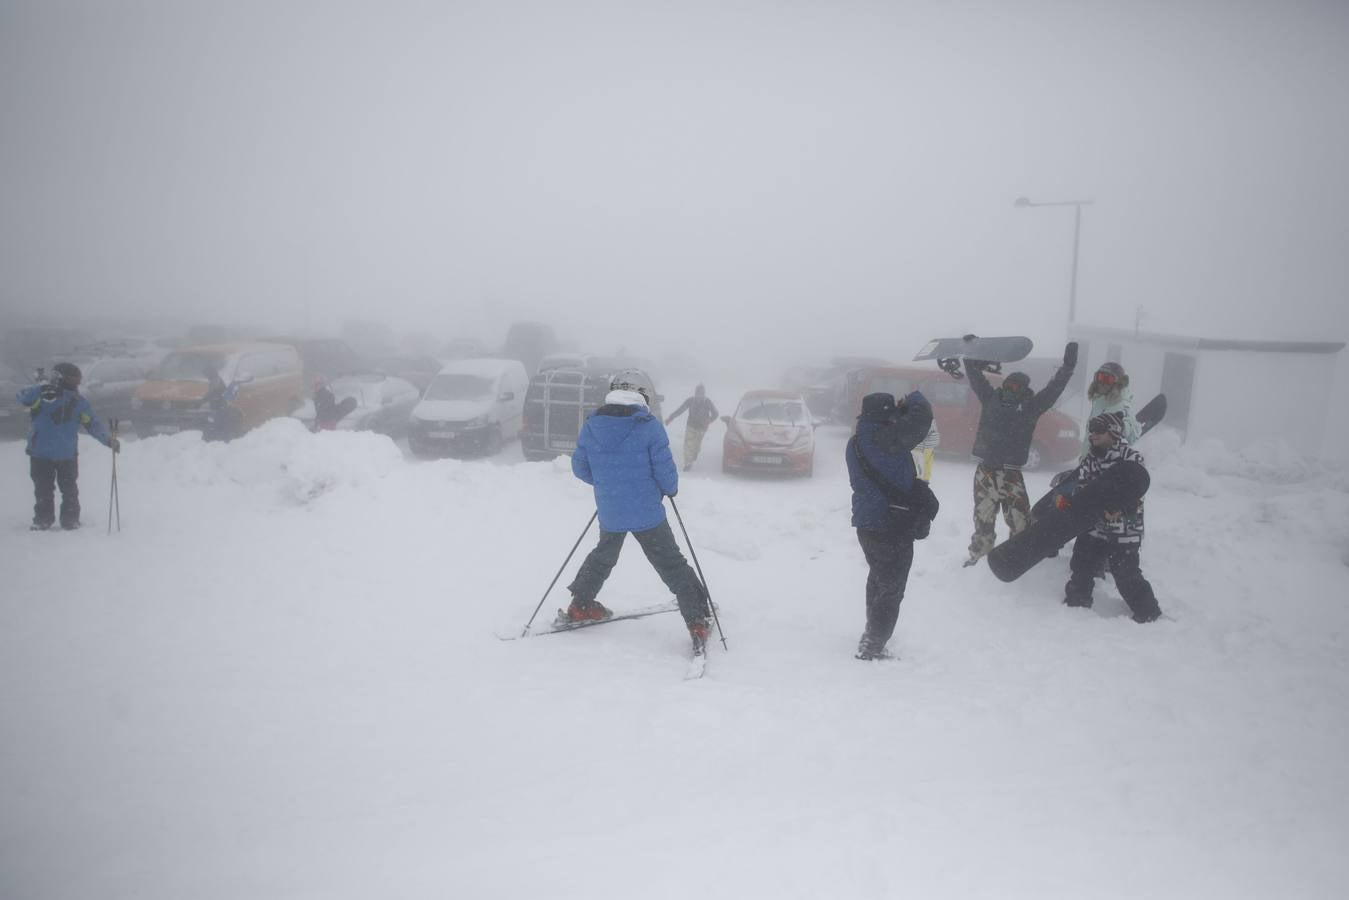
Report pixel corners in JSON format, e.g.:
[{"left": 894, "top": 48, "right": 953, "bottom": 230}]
[{"left": 1014, "top": 196, "right": 1094, "bottom": 326}]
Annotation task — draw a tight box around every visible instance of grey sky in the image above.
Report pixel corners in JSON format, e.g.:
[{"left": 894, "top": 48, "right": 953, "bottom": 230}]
[{"left": 2, "top": 0, "right": 1347, "bottom": 370}]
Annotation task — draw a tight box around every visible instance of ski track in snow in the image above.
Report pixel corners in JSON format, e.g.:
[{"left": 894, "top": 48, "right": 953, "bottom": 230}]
[{"left": 2, "top": 414, "right": 1348, "bottom": 900}]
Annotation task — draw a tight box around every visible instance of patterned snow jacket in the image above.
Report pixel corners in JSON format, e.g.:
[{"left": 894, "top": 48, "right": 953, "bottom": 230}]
[
  {"left": 1072, "top": 439, "right": 1146, "bottom": 544},
  {"left": 572, "top": 403, "right": 678, "bottom": 533},
  {"left": 17, "top": 384, "right": 113, "bottom": 461},
  {"left": 966, "top": 359, "right": 1074, "bottom": 469}
]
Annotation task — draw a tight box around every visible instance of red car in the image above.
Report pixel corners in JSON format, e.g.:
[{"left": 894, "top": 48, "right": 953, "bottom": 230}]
[
  {"left": 722, "top": 390, "right": 816, "bottom": 477},
  {"left": 841, "top": 365, "right": 1081, "bottom": 469}
]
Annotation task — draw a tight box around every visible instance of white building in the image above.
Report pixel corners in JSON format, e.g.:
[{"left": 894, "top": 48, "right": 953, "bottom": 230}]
[{"left": 1065, "top": 324, "right": 1344, "bottom": 454}]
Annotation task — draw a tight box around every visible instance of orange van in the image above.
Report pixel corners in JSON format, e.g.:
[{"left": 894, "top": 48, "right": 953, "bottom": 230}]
[{"left": 131, "top": 342, "right": 304, "bottom": 438}]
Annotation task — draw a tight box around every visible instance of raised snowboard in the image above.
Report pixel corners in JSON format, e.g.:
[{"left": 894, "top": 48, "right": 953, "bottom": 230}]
[
  {"left": 1030, "top": 393, "right": 1167, "bottom": 522},
  {"left": 988, "top": 460, "right": 1150, "bottom": 583},
  {"left": 915, "top": 335, "right": 1033, "bottom": 380}
]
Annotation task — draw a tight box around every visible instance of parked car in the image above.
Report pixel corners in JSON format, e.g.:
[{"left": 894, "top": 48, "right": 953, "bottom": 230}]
[
  {"left": 722, "top": 390, "right": 816, "bottom": 477},
  {"left": 840, "top": 364, "right": 1081, "bottom": 469},
  {"left": 69, "top": 356, "right": 155, "bottom": 426},
  {"left": 520, "top": 357, "right": 662, "bottom": 461},
  {"left": 372, "top": 355, "right": 443, "bottom": 393},
  {"left": 409, "top": 358, "right": 529, "bottom": 458},
  {"left": 292, "top": 373, "right": 420, "bottom": 437},
  {"left": 132, "top": 342, "right": 304, "bottom": 438},
  {"left": 263, "top": 336, "right": 368, "bottom": 383},
  {"left": 0, "top": 361, "right": 37, "bottom": 438}
]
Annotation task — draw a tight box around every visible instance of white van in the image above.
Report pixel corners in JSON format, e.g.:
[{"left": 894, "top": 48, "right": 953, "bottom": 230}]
[{"left": 408, "top": 358, "right": 529, "bottom": 458}]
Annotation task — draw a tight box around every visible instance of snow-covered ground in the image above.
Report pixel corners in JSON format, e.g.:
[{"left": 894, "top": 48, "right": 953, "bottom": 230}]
[{"left": 3, "top": 402, "right": 1348, "bottom": 900}]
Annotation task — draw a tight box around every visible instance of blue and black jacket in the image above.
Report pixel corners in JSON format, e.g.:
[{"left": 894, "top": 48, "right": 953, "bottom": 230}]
[
  {"left": 16, "top": 384, "right": 114, "bottom": 460},
  {"left": 572, "top": 403, "right": 678, "bottom": 533}
]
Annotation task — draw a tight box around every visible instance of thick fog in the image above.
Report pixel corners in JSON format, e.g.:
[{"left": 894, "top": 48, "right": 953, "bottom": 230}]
[{"left": 2, "top": 1, "right": 1347, "bottom": 446}]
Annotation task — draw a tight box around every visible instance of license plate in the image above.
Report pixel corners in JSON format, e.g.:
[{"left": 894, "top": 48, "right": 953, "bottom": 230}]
[
  {"left": 427, "top": 430, "right": 458, "bottom": 439},
  {"left": 154, "top": 424, "right": 180, "bottom": 434},
  {"left": 550, "top": 439, "right": 577, "bottom": 451},
  {"left": 751, "top": 454, "right": 784, "bottom": 464}
]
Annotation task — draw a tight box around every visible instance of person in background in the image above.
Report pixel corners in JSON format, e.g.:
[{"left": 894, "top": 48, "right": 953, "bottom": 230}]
[
  {"left": 312, "top": 377, "right": 357, "bottom": 431},
  {"left": 664, "top": 384, "right": 719, "bottom": 472},
  {"left": 567, "top": 379, "right": 713, "bottom": 654},
  {"left": 1082, "top": 361, "right": 1141, "bottom": 452},
  {"left": 962, "top": 341, "right": 1077, "bottom": 566},
  {"left": 845, "top": 391, "right": 939, "bottom": 660},
  {"left": 912, "top": 418, "right": 940, "bottom": 482},
  {"left": 16, "top": 362, "right": 118, "bottom": 530},
  {"left": 1061, "top": 412, "right": 1161, "bottom": 623}
]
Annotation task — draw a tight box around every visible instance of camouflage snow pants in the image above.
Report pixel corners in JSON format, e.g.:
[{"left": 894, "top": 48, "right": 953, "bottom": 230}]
[
  {"left": 683, "top": 427, "right": 708, "bottom": 470},
  {"left": 968, "top": 464, "right": 1030, "bottom": 561}
]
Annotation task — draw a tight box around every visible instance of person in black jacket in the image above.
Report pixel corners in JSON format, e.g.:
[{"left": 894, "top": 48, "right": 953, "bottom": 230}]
[
  {"left": 962, "top": 341, "right": 1077, "bottom": 566},
  {"left": 664, "top": 384, "right": 719, "bottom": 471},
  {"left": 845, "top": 391, "right": 939, "bottom": 660}
]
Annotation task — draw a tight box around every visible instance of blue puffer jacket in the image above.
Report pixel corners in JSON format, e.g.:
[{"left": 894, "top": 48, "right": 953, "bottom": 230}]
[
  {"left": 572, "top": 404, "right": 678, "bottom": 533},
  {"left": 847, "top": 393, "right": 928, "bottom": 530},
  {"left": 17, "top": 384, "right": 114, "bottom": 460}
]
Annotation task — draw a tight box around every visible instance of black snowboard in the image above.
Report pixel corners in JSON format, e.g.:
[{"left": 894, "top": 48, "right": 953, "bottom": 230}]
[
  {"left": 988, "top": 460, "right": 1150, "bottom": 583},
  {"left": 1030, "top": 393, "right": 1167, "bottom": 522},
  {"left": 914, "top": 335, "right": 1033, "bottom": 364}
]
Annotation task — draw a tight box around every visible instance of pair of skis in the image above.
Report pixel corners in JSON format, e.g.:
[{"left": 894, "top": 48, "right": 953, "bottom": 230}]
[{"left": 498, "top": 602, "right": 708, "bottom": 679}]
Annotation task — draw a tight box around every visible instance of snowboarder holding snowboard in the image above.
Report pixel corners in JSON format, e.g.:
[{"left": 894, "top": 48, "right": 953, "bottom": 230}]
[
  {"left": 567, "top": 379, "right": 713, "bottom": 653},
  {"left": 664, "top": 383, "right": 719, "bottom": 471},
  {"left": 16, "top": 362, "right": 119, "bottom": 530},
  {"left": 846, "top": 391, "right": 939, "bottom": 660},
  {"left": 1061, "top": 413, "right": 1161, "bottom": 623},
  {"left": 963, "top": 340, "right": 1077, "bottom": 566}
]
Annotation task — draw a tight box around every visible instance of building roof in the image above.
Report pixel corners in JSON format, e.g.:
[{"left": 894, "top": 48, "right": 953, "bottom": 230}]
[{"left": 1067, "top": 324, "right": 1345, "bottom": 355}]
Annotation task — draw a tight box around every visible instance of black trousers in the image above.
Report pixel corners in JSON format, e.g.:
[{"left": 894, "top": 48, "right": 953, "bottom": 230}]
[
  {"left": 1065, "top": 534, "right": 1161, "bottom": 622},
  {"left": 568, "top": 520, "right": 710, "bottom": 626},
  {"left": 856, "top": 528, "right": 915, "bottom": 645},
  {"left": 31, "top": 456, "right": 80, "bottom": 527}
]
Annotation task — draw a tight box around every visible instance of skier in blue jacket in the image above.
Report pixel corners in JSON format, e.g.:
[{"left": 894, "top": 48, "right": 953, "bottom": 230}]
[
  {"left": 567, "top": 380, "right": 712, "bottom": 652},
  {"left": 16, "top": 362, "right": 119, "bottom": 530}
]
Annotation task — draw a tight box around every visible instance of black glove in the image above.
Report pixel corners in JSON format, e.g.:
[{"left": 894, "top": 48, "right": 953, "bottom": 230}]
[
  {"left": 109, "top": 437, "right": 121, "bottom": 453},
  {"left": 40, "top": 383, "right": 59, "bottom": 401},
  {"left": 1064, "top": 341, "right": 1079, "bottom": 368}
]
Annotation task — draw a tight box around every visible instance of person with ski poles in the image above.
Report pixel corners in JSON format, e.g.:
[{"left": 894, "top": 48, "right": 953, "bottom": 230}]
[
  {"left": 1060, "top": 412, "right": 1161, "bottom": 623},
  {"left": 16, "top": 362, "right": 119, "bottom": 530},
  {"left": 962, "top": 339, "right": 1077, "bottom": 567},
  {"left": 664, "top": 383, "right": 719, "bottom": 471},
  {"left": 846, "top": 391, "right": 939, "bottom": 660},
  {"left": 566, "top": 377, "right": 713, "bottom": 653}
]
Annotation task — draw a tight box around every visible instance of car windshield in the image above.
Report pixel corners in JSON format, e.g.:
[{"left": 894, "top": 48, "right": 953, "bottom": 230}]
[
  {"left": 424, "top": 373, "right": 495, "bottom": 401},
  {"left": 739, "top": 400, "right": 806, "bottom": 425},
  {"left": 158, "top": 352, "right": 227, "bottom": 381}
]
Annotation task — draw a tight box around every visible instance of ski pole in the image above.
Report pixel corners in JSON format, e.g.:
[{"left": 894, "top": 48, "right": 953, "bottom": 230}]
[
  {"left": 107, "top": 418, "right": 121, "bottom": 534},
  {"left": 518, "top": 510, "right": 598, "bottom": 637},
  {"left": 668, "top": 497, "right": 727, "bottom": 650}
]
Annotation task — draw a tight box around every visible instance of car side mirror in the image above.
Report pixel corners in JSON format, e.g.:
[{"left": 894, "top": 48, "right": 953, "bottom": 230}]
[{"left": 498, "top": 391, "right": 515, "bottom": 402}]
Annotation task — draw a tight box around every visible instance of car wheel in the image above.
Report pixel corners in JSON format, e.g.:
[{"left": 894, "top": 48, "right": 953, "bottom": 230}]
[{"left": 1026, "top": 443, "right": 1045, "bottom": 471}]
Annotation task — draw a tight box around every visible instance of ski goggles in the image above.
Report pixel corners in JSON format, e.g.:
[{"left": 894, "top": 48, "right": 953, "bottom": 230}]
[{"left": 1093, "top": 371, "right": 1120, "bottom": 386}]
